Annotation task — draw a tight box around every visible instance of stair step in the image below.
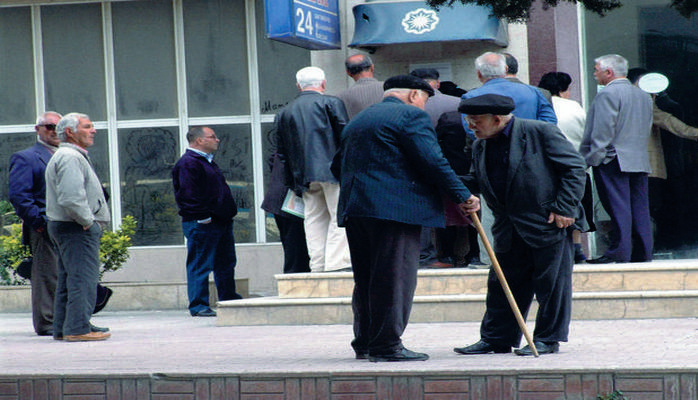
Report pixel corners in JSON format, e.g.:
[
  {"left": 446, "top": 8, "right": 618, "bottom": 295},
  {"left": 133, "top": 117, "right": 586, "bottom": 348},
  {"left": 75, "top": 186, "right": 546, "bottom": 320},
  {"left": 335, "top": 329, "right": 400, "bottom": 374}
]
[
  {"left": 217, "top": 289, "right": 698, "bottom": 326},
  {"left": 276, "top": 261, "right": 698, "bottom": 298}
]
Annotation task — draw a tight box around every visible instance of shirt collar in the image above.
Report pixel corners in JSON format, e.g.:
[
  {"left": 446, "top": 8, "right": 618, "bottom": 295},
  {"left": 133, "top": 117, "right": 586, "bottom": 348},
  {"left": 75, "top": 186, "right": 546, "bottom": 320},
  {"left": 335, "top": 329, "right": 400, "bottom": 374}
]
[
  {"left": 37, "top": 138, "right": 59, "bottom": 153},
  {"left": 188, "top": 147, "right": 213, "bottom": 163}
]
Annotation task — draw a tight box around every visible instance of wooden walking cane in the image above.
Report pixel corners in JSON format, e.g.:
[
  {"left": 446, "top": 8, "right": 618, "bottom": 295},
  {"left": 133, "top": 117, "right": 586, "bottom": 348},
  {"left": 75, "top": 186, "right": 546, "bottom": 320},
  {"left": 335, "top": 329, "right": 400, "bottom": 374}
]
[{"left": 470, "top": 212, "right": 539, "bottom": 357}]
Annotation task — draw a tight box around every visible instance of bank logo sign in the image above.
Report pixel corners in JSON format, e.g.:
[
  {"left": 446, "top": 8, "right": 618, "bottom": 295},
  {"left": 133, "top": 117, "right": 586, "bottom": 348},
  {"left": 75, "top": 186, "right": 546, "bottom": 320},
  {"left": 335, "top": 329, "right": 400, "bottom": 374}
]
[{"left": 401, "top": 8, "right": 440, "bottom": 35}]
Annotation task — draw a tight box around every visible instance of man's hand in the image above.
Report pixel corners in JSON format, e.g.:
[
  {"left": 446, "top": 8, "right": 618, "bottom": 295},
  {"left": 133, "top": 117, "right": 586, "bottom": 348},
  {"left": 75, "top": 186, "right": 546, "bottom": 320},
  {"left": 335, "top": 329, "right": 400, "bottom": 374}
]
[
  {"left": 548, "top": 212, "right": 575, "bottom": 228},
  {"left": 458, "top": 195, "right": 480, "bottom": 215}
]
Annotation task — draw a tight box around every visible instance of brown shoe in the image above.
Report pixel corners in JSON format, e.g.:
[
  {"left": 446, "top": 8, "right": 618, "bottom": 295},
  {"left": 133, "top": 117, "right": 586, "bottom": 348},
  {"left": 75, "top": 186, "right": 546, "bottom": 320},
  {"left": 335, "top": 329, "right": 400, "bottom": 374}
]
[{"left": 64, "top": 331, "right": 111, "bottom": 342}]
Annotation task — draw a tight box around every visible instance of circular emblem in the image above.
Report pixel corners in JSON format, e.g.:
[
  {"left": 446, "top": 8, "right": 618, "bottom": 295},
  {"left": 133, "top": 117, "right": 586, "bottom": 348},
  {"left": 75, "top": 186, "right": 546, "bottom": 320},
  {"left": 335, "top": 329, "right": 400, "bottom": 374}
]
[{"left": 402, "top": 8, "right": 440, "bottom": 35}]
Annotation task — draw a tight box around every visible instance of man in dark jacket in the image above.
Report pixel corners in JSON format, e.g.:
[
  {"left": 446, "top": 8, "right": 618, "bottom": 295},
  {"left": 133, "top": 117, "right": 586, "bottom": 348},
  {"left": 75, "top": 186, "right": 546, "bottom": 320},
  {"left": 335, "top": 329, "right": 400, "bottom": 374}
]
[
  {"left": 453, "top": 94, "right": 587, "bottom": 356},
  {"left": 172, "top": 126, "right": 242, "bottom": 317},
  {"left": 334, "top": 75, "right": 480, "bottom": 362},
  {"left": 275, "top": 66, "right": 351, "bottom": 273}
]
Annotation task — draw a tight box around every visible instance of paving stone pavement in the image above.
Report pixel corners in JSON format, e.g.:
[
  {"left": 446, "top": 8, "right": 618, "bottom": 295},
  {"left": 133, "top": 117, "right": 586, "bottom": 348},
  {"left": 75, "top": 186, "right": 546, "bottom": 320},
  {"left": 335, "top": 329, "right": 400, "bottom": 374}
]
[{"left": 1, "top": 311, "right": 698, "bottom": 376}]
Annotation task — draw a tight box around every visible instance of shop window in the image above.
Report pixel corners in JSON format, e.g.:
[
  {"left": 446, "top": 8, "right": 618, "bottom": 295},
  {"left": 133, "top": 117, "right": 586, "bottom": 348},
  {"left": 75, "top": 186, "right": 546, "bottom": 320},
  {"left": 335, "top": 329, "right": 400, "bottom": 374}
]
[
  {"left": 118, "top": 126, "right": 181, "bottom": 246},
  {"left": 206, "top": 124, "right": 255, "bottom": 243},
  {"left": 0, "top": 7, "right": 35, "bottom": 125},
  {"left": 42, "top": 4, "right": 107, "bottom": 121},
  {"left": 183, "top": 0, "right": 250, "bottom": 117},
  {"left": 261, "top": 122, "right": 280, "bottom": 242},
  {"left": 112, "top": 1, "right": 177, "bottom": 119}
]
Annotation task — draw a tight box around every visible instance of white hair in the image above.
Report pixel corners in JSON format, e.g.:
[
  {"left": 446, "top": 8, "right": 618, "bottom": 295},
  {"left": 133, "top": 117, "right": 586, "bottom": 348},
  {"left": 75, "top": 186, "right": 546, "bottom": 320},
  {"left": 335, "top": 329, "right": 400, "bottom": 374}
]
[
  {"left": 595, "top": 54, "right": 629, "bottom": 77},
  {"left": 36, "top": 111, "right": 62, "bottom": 126},
  {"left": 56, "top": 112, "right": 89, "bottom": 141},
  {"left": 475, "top": 52, "right": 507, "bottom": 80},
  {"left": 296, "top": 66, "right": 326, "bottom": 89}
]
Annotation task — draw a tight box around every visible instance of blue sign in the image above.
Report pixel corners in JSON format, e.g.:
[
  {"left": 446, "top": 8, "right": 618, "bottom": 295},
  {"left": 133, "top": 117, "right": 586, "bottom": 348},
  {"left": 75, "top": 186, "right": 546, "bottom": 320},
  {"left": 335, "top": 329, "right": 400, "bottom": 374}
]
[{"left": 265, "top": 0, "right": 341, "bottom": 50}]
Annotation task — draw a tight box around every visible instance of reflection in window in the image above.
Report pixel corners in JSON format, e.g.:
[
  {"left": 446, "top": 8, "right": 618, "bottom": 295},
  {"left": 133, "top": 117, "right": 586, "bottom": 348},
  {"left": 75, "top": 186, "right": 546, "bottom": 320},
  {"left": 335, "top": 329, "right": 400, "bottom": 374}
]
[
  {"left": 118, "top": 127, "right": 181, "bottom": 246},
  {"left": 112, "top": 1, "right": 177, "bottom": 119},
  {"left": 255, "top": 0, "right": 310, "bottom": 115},
  {"left": 41, "top": 3, "right": 107, "bottom": 120},
  {"left": 261, "top": 122, "right": 280, "bottom": 242},
  {"left": 206, "top": 124, "right": 255, "bottom": 243},
  {"left": 0, "top": 132, "right": 39, "bottom": 201},
  {"left": 0, "top": 7, "right": 35, "bottom": 125},
  {"left": 183, "top": 0, "right": 250, "bottom": 116}
]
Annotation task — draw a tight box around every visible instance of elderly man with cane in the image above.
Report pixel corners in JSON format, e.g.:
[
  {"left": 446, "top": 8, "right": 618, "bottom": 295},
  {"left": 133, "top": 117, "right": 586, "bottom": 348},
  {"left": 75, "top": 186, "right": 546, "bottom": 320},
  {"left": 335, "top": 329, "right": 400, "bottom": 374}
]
[{"left": 454, "top": 94, "right": 587, "bottom": 356}]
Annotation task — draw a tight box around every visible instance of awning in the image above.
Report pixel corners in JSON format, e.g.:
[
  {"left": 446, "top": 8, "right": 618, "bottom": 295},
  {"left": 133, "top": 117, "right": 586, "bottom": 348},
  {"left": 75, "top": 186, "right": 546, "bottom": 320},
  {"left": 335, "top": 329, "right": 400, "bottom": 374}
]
[{"left": 349, "top": 1, "right": 508, "bottom": 50}]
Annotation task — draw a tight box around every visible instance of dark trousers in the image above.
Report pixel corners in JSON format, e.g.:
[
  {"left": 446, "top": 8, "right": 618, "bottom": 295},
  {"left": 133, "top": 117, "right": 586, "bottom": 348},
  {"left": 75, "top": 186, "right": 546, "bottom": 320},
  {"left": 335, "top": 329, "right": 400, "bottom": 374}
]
[
  {"left": 593, "top": 159, "right": 653, "bottom": 262},
  {"left": 29, "top": 228, "right": 58, "bottom": 334},
  {"left": 182, "top": 219, "right": 242, "bottom": 315},
  {"left": 480, "top": 230, "right": 573, "bottom": 347},
  {"left": 274, "top": 214, "right": 310, "bottom": 273},
  {"left": 346, "top": 217, "right": 420, "bottom": 355},
  {"left": 48, "top": 221, "right": 101, "bottom": 337},
  {"left": 434, "top": 226, "right": 470, "bottom": 264}
]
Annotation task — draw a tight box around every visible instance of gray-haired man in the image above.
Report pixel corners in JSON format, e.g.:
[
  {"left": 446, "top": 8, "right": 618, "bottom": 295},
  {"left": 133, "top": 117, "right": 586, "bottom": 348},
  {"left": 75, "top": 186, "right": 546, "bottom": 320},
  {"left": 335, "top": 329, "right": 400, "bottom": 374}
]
[{"left": 46, "top": 112, "right": 111, "bottom": 342}]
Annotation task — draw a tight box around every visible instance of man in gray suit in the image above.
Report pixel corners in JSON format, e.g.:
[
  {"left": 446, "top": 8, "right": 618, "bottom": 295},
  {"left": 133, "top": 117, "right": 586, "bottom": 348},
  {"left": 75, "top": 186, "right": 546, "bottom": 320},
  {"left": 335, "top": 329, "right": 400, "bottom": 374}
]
[
  {"left": 580, "top": 54, "right": 653, "bottom": 263},
  {"left": 336, "top": 54, "right": 384, "bottom": 119}
]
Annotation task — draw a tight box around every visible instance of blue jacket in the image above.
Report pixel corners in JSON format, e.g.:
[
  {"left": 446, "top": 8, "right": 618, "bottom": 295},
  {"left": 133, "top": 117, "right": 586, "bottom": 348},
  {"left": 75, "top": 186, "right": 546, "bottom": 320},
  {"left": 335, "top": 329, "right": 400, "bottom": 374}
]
[
  {"left": 172, "top": 150, "right": 237, "bottom": 223},
  {"left": 9, "top": 143, "right": 53, "bottom": 236},
  {"left": 334, "top": 96, "right": 472, "bottom": 228},
  {"left": 461, "top": 78, "right": 557, "bottom": 133}
]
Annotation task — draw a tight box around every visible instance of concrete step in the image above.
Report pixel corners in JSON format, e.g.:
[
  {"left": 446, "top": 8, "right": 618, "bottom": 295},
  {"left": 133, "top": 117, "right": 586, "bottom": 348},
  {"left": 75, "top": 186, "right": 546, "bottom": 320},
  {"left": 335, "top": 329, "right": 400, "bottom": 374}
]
[
  {"left": 0, "top": 279, "right": 249, "bottom": 313},
  {"left": 276, "top": 260, "right": 698, "bottom": 298},
  {"left": 217, "top": 289, "right": 698, "bottom": 326}
]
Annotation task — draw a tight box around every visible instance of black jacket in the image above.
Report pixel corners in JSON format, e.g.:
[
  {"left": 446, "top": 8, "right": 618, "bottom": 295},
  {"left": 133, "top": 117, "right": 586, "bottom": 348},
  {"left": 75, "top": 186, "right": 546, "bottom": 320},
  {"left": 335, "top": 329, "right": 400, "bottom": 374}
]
[{"left": 274, "top": 90, "right": 349, "bottom": 195}]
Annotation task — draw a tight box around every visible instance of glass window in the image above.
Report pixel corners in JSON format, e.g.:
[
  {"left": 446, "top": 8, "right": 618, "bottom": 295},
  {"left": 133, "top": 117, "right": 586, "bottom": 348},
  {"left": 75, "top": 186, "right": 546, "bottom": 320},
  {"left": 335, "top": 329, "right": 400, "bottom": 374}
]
[
  {"left": 584, "top": 0, "right": 698, "bottom": 258},
  {"left": 88, "top": 128, "right": 111, "bottom": 205},
  {"left": 255, "top": 0, "right": 311, "bottom": 115},
  {"left": 183, "top": 0, "right": 250, "bottom": 117},
  {"left": 41, "top": 4, "right": 107, "bottom": 120},
  {"left": 0, "top": 132, "right": 38, "bottom": 201},
  {"left": 0, "top": 7, "right": 35, "bottom": 125},
  {"left": 207, "top": 124, "right": 255, "bottom": 243},
  {"left": 261, "top": 122, "right": 280, "bottom": 242},
  {"left": 112, "top": 1, "right": 177, "bottom": 119},
  {"left": 118, "top": 126, "right": 181, "bottom": 246}
]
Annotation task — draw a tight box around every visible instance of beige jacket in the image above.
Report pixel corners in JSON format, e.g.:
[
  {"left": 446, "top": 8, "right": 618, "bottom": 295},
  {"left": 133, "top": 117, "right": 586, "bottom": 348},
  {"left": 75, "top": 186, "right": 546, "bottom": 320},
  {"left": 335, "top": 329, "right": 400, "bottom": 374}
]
[{"left": 648, "top": 103, "right": 698, "bottom": 179}]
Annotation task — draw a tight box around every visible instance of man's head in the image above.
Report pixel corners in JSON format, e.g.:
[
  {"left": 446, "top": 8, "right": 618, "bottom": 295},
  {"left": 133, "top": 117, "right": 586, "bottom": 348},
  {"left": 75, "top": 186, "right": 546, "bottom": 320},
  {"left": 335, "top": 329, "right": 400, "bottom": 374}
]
[
  {"left": 502, "top": 53, "right": 518, "bottom": 76},
  {"left": 345, "top": 54, "right": 374, "bottom": 80},
  {"left": 35, "top": 111, "right": 62, "bottom": 147},
  {"left": 383, "top": 75, "right": 434, "bottom": 110},
  {"left": 410, "top": 68, "right": 440, "bottom": 89},
  {"left": 56, "top": 113, "right": 95, "bottom": 149},
  {"left": 296, "top": 66, "right": 326, "bottom": 93},
  {"left": 593, "top": 54, "right": 628, "bottom": 85},
  {"left": 475, "top": 52, "right": 507, "bottom": 83},
  {"left": 458, "top": 94, "right": 514, "bottom": 139},
  {"left": 186, "top": 126, "right": 219, "bottom": 154}
]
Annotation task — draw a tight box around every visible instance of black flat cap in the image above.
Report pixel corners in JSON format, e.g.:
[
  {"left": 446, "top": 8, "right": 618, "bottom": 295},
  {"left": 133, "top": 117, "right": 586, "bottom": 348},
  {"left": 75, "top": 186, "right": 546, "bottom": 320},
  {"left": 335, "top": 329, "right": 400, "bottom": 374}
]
[
  {"left": 384, "top": 75, "right": 435, "bottom": 97},
  {"left": 410, "top": 68, "right": 440, "bottom": 80},
  {"left": 458, "top": 94, "right": 515, "bottom": 115}
]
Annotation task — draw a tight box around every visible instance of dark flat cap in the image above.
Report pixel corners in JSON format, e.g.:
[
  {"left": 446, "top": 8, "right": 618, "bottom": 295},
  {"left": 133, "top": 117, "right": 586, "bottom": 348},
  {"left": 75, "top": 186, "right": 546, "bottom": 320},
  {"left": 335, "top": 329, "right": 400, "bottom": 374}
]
[
  {"left": 384, "top": 75, "right": 435, "bottom": 97},
  {"left": 458, "top": 94, "right": 515, "bottom": 115},
  {"left": 410, "top": 68, "right": 440, "bottom": 80}
]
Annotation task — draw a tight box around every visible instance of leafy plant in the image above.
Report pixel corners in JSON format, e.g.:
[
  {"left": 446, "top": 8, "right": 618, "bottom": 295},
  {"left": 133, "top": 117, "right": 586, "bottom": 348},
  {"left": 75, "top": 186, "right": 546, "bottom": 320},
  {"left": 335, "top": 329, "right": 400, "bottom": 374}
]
[
  {"left": 0, "top": 211, "right": 137, "bottom": 284},
  {"left": 0, "top": 223, "right": 31, "bottom": 286},
  {"left": 99, "top": 215, "right": 137, "bottom": 278},
  {"left": 597, "top": 390, "right": 628, "bottom": 400}
]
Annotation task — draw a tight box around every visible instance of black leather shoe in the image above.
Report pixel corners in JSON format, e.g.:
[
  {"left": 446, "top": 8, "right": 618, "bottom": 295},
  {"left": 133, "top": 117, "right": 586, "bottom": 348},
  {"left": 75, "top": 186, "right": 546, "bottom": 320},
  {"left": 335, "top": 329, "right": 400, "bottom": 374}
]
[
  {"left": 193, "top": 308, "right": 217, "bottom": 317},
  {"left": 355, "top": 351, "right": 369, "bottom": 360},
  {"left": 586, "top": 255, "right": 616, "bottom": 264},
  {"left": 514, "top": 341, "right": 559, "bottom": 356},
  {"left": 90, "top": 323, "right": 110, "bottom": 333},
  {"left": 369, "top": 348, "right": 429, "bottom": 362},
  {"left": 454, "top": 340, "right": 511, "bottom": 355},
  {"left": 36, "top": 330, "right": 53, "bottom": 337}
]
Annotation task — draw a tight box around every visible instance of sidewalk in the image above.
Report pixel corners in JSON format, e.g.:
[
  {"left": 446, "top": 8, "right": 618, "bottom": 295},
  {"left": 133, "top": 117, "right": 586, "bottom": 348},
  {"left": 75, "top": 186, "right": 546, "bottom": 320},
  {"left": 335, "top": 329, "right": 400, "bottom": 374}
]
[{"left": 2, "top": 311, "right": 697, "bottom": 376}]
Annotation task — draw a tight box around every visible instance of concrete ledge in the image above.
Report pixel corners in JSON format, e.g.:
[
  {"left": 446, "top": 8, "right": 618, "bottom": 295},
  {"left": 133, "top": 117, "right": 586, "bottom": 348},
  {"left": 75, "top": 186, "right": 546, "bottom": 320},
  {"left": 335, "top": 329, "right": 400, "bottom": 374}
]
[{"left": 0, "top": 279, "right": 249, "bottom": 313}]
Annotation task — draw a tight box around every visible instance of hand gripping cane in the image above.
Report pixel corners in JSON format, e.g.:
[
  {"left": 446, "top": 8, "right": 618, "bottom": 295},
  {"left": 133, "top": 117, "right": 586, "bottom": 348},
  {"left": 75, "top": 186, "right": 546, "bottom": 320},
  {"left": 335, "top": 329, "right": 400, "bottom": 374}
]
[{"left": 470, "top": 212, "right": 539, "bottom": 357}]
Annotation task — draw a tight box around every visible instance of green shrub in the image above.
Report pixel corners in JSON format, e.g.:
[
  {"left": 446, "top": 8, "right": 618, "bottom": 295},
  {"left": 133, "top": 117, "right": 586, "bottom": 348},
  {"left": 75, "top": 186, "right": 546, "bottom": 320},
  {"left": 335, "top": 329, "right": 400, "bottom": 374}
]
[
  {"left": 0, "top": 223, "right": 31, "bottom": 285},
  {"left": 597, "top": 390, "right": 628, "bottom": 400},
  {"left": 99, "top": 215, "right": 137, "bottom": 278}
]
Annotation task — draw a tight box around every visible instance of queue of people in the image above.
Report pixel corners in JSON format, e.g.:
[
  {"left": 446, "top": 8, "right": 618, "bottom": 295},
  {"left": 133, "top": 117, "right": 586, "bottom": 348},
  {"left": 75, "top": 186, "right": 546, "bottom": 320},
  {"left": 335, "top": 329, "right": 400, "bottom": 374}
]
[{"left": 10, "top": 50, "right": 687, "bottom": 357}]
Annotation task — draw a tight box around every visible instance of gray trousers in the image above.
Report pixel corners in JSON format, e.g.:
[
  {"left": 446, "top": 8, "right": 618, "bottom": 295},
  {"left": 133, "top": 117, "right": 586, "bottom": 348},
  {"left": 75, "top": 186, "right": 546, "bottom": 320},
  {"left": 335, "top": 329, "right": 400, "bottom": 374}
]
[
  {"left": 29, "top": 228, "right": 58, "bottom": 334},
  {"left": 48, "top": 221, "right": 102, "bottom": 337}
]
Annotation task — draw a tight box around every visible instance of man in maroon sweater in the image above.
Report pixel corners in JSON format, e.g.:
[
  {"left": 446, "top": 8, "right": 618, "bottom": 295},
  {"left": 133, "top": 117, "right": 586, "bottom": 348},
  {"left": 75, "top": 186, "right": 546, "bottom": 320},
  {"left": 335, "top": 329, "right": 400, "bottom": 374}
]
[{"left": 172, "top": 126, "right": 242, "bottom": 317}]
